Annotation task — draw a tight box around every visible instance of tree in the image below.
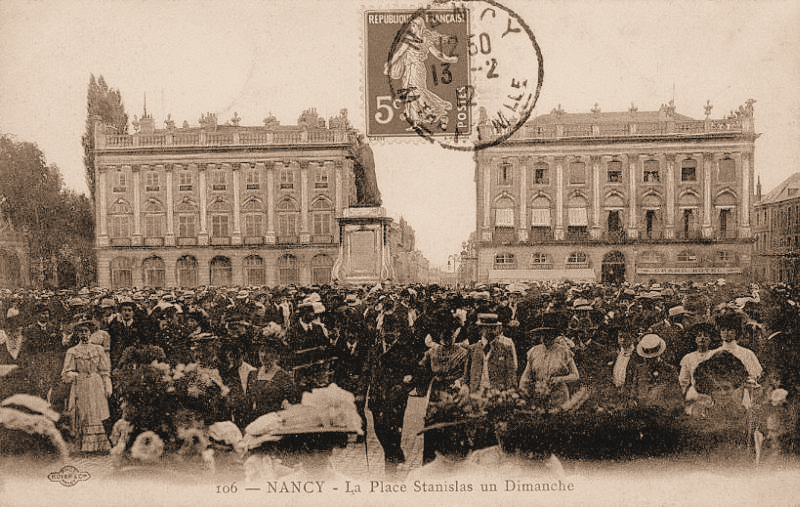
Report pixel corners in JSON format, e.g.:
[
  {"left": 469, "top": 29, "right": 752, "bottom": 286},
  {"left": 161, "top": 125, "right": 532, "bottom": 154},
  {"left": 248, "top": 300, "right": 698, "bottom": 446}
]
[
  {"left": 0, "top": 135, "right": 96, "bottom": 285},
  {"left": 82, "top": 74, "right": 128, "bottom": 203}
]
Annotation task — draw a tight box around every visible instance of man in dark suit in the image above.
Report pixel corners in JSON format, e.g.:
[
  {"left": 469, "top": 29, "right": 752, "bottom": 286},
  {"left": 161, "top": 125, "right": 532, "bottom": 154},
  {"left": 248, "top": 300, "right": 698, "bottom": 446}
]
[
  {"left": 108, "top": 301, "right": 149, "bottom": 367},
  {"left": 18, "top": 303, "right": 66, "bottom": 402}
]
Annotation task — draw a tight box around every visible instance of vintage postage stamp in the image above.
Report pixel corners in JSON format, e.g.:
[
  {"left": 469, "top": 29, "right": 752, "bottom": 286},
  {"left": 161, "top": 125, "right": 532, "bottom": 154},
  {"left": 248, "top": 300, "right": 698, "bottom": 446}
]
[{"left": 364, "top": 1, "right": 543, "bottom": 151}]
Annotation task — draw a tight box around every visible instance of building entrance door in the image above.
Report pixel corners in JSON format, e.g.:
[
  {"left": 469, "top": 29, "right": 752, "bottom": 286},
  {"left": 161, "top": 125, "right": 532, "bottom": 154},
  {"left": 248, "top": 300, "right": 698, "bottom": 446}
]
[{"left": 601, "top": 250, "right": 626, "bottom": 285}]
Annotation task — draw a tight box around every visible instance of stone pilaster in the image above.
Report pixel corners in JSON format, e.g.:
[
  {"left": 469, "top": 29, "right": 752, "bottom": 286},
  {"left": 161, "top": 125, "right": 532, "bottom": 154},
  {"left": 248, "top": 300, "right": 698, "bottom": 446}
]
[
  {"left": 518, "top": 157, "right": 528, "bottom": 242},
  {"left": 626, "top": 155, "right": 638, "bottom": 239},
  {"left": 265, "top": 162, "right": 277, "bottom": 244},
  {"left": 590, "top": 155, "right": 602, "bottom": 240},
  {"left": 554, "top": 156, "right": 565, "bottom": 240},
  {"left": 664, "top": 154, "right": 675, "bottom": 239},
  {"left": 232, "top": 163, "right": 244, "bottom": 245},
  {"left": 702, "top": 152, "right": 714, "bottom": 239},
  {"left": 132, "top": 165, "right": 143, "bottom": 245},
  {"left": 165, "top": 164, "right": 175, "bottom": 246},
  {"left": 97, "top": 165, "right": 110, "bottom": 247},
  {"left": 740, "top": 151, "right": 752, "bottom": 238},
  {"left": 300, "top": 161, "right": 310, "bottom": 243},
  {"left": 198, "top": 164, "right": 209, "bottom": 245}
]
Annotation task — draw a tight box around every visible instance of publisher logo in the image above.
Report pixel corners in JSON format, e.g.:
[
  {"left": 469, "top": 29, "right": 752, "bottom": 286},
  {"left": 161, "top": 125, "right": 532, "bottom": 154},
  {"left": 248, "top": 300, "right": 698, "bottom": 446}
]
[{"left": 48, "top": 465, "right": 91, "bottom": 487}]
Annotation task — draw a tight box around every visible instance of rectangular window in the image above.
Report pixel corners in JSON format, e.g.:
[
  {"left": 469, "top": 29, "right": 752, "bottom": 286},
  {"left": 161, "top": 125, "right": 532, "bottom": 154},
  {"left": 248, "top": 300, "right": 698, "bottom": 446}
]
[
  {"left": 246, "top": 169, "right": 260, "bottom": 190},
  {"left": 681, "top": 162, "right": 697, "bottom": 182},
  {"left": 495, "top": 208, "right": 515, "bottom": 227},
  {"left": 534, "top": 166, "right": 549, "bottom": 185},
  {"left": 280, "top": 167, "right": 294, "bottom": 189},
  {"left": 643, "top": 160, "right": 660, "bottom": 183},
  {"left": 313, "top": 212, "right": 331, "bottom": 235},
  {"left": 178, "top": 215, "right": 195, "bottom": 237},
  {"left": 145, "top": 172, "right": 160, "bottom": 192},
  {"left": 211, "top": 215, "right": 229, "bottom": 237},
  {"left": 718, "top": 158, "right": 735, "bottom": 182},
  {"left": 569, "top": 162, "right": 586, "bottom": 185},
  {"left": 143, "top": 215, "right": 162, "bottom": 237},
  {"left": 245, "top": 214, "right": 263, "bottom": 237},
  {"left": 315, "top": 168, "right": 329, "bottom": 189},
  {"left": 498, "top": 162, "right": 512, "bottom": 185},
  {"left": 607, "top": 161, "right": 622, "bottom": 183},
  {"left": 113, "top": 173, "right": 127, "bottom": 193},
  {"left": 179, "top": 172, "right": 192, "bottom": 191},
  {"left": 212, "top": 170, "right": 227, "bottom": 191}
]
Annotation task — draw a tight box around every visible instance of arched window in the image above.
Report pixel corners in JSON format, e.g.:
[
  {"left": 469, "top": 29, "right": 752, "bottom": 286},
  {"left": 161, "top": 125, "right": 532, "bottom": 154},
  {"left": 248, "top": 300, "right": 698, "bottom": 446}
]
[
  {"left": 142, "top": 256, "right": 165, "bottom": 288},
  {"left": 278, "top": 254, "right": 299, "bottom": 285},
  {"left": 312, "top": 254, "right": 333, "bottom": 285},
  {"left": 176, "top": 255, "right": 198, "bottom": 287},
  {"left": 111, "top": 257, "right": 134, "bottom": 288},
  {"left": 210, "top": 256, "right": 232, "bottom": 286},
  {"left": 311, "top": 198, "right": 333, "bottom": 242},
  {"left": 244, "top": 255, "right": 265, "bottom": 286},
  {"left": 277, "top": 199, "right": 299, "bottom": 243},
  {"left": 493, "top": 253, "right": 516, "bottom": 270}
]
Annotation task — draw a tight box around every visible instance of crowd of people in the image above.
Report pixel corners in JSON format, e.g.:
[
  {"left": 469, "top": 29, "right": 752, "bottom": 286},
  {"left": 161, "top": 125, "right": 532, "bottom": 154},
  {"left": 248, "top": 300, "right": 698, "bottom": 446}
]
[{"left": 1, "top": 278, "right": 799, "bottom": 474}]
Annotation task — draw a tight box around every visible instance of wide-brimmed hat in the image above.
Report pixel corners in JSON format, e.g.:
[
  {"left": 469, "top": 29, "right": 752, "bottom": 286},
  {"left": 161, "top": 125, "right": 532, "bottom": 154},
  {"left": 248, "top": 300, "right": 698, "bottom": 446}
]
[
  {"left": 668, "top": 305, "right": 693, "bottom": 318},
  {"left": 636, "top": 333, "right": 666, "bottom": 358},
  {"left": 476, "top": 313, "right": 502, "bottom": 326}
]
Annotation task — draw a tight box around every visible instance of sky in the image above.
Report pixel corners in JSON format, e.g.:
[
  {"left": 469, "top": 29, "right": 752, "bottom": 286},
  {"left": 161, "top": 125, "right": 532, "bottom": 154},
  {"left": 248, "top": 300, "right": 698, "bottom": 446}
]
[{"left": 0, "top": 0, "right": 798, "bottom": 269}]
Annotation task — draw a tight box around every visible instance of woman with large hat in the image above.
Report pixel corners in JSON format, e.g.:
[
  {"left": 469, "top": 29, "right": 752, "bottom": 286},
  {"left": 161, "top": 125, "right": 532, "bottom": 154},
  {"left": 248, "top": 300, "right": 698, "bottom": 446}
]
[
  {"left": 519, "top": 312, "right": 579, "bottom": 409},
  {"left": 246, "top": 329, "right": 299, "bottom": 426},
  {"left": 61, "top": 318, "right": 112, "bottom": 453}
]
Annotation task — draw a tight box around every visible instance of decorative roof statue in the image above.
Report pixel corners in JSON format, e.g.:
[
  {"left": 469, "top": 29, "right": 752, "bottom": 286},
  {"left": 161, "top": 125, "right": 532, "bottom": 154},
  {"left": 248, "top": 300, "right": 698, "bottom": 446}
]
[
  {"left": 628, "top": 102, "right": 638, "bottom": 114},
  {"left": 328, "top": 109, "right": 351, "bottom": 130},
  {"left": 230, "top": 112, "right": 241, "bottom": 127},
  {"left": 551, "top": 104, "right": 565, "bottom": 119},
  {"left": 704, "top": 100, "right": 713, "bottom": 119},
  {"left": 297, "top": 107, "right": 326, "bottom": 129},
  {"left": 199, "top": 112, "right": 218, "bottom": 131},
  {"left": 164, "top": 114, "right": 176, "bottom": 130},
  {"left": 262, "top": 113, "right": 280, "bottom": 129},
  {"left": 591, "top": 103, "right": 601, "bottom": 114},
  {"left": 351, "top": 134, "right": 382, "bottom": 207}
]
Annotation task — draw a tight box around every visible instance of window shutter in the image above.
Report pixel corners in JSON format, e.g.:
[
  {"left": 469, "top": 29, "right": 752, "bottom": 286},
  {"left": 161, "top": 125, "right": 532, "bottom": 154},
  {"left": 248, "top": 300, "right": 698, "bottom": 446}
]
[
  {"left": 495, "top": 208, "right": 515, "bottom": 227},
  {"left": 531, "top": 208, "right": 551, "bottom": 226},
  {"left": 568, "top": 207, "right": 588, "bottom": 226}
]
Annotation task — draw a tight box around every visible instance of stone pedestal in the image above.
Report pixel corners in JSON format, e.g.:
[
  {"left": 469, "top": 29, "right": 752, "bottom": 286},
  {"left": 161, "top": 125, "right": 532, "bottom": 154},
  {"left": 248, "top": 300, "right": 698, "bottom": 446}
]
[{"left": 332, "top": 207, "right": 393, "bottom": 285}]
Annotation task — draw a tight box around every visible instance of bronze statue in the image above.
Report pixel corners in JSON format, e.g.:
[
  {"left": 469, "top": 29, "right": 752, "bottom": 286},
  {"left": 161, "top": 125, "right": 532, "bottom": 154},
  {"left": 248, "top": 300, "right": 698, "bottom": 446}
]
[{"left": 351, "top": 135, "right": 382, "bottom": 207}]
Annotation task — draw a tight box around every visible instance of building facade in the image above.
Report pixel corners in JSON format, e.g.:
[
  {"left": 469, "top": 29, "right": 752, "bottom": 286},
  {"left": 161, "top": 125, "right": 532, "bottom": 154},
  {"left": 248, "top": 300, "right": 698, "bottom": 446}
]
[
  {"left": 474, "top": 101, "right": 757, "bottom": 284},
  {"left": 93, "top": 110, "right": 360, "bottom": 288},
  {"left": 388, "top": 217, "right": 430, "bottom": 284},
  {"left": 753, "top": 173, "right": 800, "bottom": 284}
]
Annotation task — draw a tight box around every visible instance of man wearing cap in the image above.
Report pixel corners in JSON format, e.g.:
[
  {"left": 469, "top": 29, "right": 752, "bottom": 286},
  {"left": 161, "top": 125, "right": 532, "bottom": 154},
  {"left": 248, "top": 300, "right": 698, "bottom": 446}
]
[
  {"left": 18, "top": 304, "right": 66, "bottom": 401},
  {"left": 287, "top": 296, "right": 331, "bottom": 392},
  {"left": 631, "top": 333, "right": 683, "bottom": 412},
  {"left": 463, "top": 313, "right": 517, "bottom": 393}
]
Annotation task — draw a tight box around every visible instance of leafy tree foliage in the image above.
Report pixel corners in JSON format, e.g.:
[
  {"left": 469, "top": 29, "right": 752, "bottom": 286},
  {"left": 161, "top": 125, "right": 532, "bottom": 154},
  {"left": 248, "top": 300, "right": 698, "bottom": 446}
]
[
  {"left": 0, "top": 135, "right": 95, "bottom": 282},
  {"left": 82, "top": 74, "right": 128, "bottom": 202}
]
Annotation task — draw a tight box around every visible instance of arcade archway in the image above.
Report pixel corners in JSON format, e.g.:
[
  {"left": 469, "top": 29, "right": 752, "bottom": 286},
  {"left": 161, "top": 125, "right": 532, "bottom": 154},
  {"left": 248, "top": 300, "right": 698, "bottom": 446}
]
[{"left": 601, "top": 251, "right": 626, "bottom": 285}]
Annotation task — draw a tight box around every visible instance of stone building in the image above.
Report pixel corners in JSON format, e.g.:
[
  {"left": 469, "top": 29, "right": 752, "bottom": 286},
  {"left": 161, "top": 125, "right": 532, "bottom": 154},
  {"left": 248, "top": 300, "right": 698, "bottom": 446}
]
[
  {"left": 753, "top": 173, "right": 800, "bottom": 284},
  {"left": 93, "top": 109, "right": 361, "bottom": 288},
  {"left": 387, "top": 217, "right": 430, "bottom": 284},
  {"left": 473, "top": 100, "right": 757, "bottom": 284}
]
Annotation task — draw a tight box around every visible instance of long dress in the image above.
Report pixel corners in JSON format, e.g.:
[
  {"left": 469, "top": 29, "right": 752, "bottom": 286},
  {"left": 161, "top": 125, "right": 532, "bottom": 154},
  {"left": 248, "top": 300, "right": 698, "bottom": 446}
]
[
  {"left": 420, "top": 343, "right": 469, "bottom": 464},
  {"left": 61, "top": 341, "right": 111, "bottom": 452}
]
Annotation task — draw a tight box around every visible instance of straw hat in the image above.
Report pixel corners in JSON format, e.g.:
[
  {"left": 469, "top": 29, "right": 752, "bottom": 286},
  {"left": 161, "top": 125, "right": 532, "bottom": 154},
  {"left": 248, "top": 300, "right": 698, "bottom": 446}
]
[{"left": 636, "top": 334, "right": 666, "bottom": 359}]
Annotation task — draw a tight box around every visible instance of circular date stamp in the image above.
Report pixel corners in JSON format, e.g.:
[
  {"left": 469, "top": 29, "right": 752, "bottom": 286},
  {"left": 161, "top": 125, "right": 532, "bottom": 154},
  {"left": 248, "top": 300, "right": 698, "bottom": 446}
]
[{"left": 381, "top": 0, "right": 543, "bottom": 151}]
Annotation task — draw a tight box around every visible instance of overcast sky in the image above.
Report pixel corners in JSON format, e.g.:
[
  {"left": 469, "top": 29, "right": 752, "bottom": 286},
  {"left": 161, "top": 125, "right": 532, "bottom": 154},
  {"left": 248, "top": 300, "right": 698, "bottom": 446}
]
[{"left": 1, "top": 0, "right": 798, "bottom": 268}]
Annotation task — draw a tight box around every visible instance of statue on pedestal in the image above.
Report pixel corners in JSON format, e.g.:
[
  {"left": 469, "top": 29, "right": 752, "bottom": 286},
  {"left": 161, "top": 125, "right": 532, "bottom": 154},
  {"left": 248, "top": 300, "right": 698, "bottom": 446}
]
[{"left": 351, "top": 135, "right": 382, "bottom": 207}]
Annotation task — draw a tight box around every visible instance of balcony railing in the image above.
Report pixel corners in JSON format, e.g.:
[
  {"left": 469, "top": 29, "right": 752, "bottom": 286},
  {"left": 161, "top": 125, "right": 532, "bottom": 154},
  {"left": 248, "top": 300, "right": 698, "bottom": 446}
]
[
  {"left": 496, "top": 117, "right": 746, "bottom": 142},
  {"left": 100, "top": 127, "right": 355, "bottom": 150}
]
